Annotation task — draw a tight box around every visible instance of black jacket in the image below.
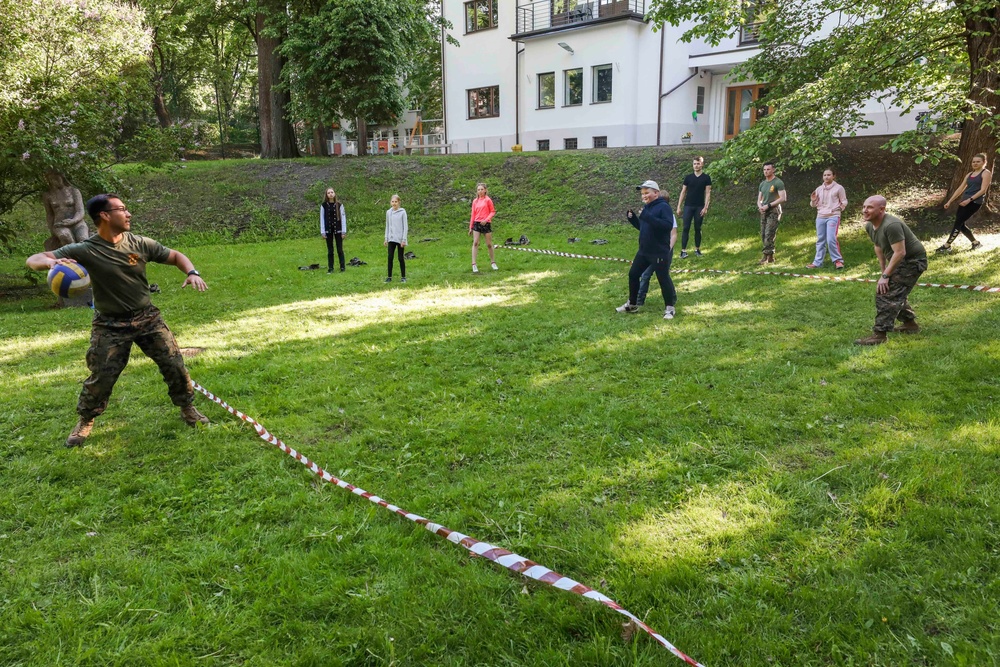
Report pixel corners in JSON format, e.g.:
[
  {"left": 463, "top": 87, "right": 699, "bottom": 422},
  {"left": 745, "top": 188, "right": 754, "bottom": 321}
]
[{"left": 628, "top": 196, "right": 675, "bottom": 258}]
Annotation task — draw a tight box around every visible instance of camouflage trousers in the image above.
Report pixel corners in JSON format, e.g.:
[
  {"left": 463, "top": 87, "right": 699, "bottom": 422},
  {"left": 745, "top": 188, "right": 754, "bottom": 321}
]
[
  {"left": 873, "top": 258, "right": 927, "bottom": 332},
  {"left": 78, "top": 306, "right": 194, "bottom": 419},
  {"left": 760, "top": 208, "right": 780, "bottom": 254}
]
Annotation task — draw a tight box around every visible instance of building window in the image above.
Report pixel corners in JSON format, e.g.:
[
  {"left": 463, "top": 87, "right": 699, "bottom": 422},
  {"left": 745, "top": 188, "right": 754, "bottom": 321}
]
[
  {"left": 538, "top": 72, "right": 555, "bottom": 109},
  {"left": 564, "top": 138, "right": 578, "bottom": 150},
  {"left": 696, "top": 86, "right": 705, "bottom": 115},
  {"left": 593, "top": 136, "right": 607, "bottom": 148},
  {"left": 725, "top": 84, "right": 770, "bottom": 139},
  {"left": 592, "top": 64, "right": 612, "bottom": 103},
  {"left": 564, "top": 68, "right": 583, "bottom": 106},
  {"left": 465, "top": 0, "right": 498, "bottom": 33},
  {"left": 468, "top": 86, "right": 500, "bottom": 119},
  {"left": 537, "top": 139, "right": 550, "bottom": 151}
]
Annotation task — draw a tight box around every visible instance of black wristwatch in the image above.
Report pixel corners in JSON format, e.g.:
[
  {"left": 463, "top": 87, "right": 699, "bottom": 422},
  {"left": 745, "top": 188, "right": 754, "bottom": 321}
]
[
  {"left": 187, "top": 269, "right": 200, "bottom": 277},
  {"left": 880, "top": 273, "right": 889, "bottom": 279}
]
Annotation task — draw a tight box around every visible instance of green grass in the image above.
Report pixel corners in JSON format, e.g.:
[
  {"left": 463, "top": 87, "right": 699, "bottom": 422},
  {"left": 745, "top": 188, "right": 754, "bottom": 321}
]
[{"left": 2, "top": 150, "right": 1000, "bottom": 665}]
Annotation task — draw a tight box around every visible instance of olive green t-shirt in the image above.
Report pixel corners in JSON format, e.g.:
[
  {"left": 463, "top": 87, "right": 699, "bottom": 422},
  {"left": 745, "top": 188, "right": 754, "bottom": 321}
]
[
  {"left": 52, "top": 232, "right": 171, "bottom": 316},
  {"left": 865, "top": 213, "right": 926, "bottom": 263},
  {"left": 758, "top": 177, "right": 785, "bottom": 205}
]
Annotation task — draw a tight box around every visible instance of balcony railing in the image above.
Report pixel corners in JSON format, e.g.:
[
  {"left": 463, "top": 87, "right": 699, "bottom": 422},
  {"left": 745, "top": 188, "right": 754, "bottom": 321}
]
[
  {"left": 515, "top": 0, "right": 645, "bottom": 36},
  {"left": 739, "top": 21, "right": 763, "bottom": 45}
]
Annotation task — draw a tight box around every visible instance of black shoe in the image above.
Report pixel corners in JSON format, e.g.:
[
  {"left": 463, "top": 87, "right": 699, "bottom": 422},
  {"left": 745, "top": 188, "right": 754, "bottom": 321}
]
[
  {"left": 340, "top": 267, "right": 346, "bottom": 272},
  {"left": 679, "top": 250, "right": 688, "bottom": 259},
  {"left": 935, "top": 244, "right": 952, "bottom": 254},
  {"left": 971, "top": 240, "right": 983, "bottom": 250},
  {"left": 328, "top": 268, "right": 334, "bottom": 274},
  {"left": 385, "top": 277, "right": 392, "bottom": 283},
  {"left": 695, "top": 249, "right": 702, "bottom": 256}
]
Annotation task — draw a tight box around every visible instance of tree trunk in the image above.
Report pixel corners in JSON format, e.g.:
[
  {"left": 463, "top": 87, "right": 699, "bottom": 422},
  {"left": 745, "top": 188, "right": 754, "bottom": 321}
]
[
  {"left": 948, "top": 3, "right": 1000, "bottom": 210},
  {"left": 153, "top": 83, "right": 171, "bottom": 128},
  {"left": 255, "top": 13, "right": 274, "bottom": 158},
  {"left": 356, "top": 116, "right": 368, "bottom": 156},
  {"left": 312, "top": 123, "right": 329, "bottom": 156}
]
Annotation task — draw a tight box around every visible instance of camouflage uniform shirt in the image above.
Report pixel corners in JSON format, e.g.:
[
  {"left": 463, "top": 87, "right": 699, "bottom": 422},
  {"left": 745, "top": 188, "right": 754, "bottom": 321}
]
[{"left": 53, "top": 233, "right": 171, "bottom": 316}]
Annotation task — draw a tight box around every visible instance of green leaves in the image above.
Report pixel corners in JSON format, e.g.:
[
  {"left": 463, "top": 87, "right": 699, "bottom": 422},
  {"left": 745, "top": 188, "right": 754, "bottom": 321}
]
[{"left": 646, "top": 0, "right": 996, "bottom": 181}]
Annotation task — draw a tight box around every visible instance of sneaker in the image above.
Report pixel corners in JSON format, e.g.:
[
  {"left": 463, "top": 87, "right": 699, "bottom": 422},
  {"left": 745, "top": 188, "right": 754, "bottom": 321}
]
[
  {"left": 695, "top": 249, "right": 702, "bottom": 256},
  {"left": 327, "top": 268, "right": 334, "bottom": 274},
  {"left": 615, "top": 302, "right": 639, "bottom": 313},
  {"left": 340, "top": 267, "right": 346, "bottom": 272},
  {"left": 806, "top": 263, "right": 821, "bottom": 269},
  {"left": 971, "top": 240, "right": 983, "bottom": 250},
  {"left": 180, "top": 405, "right": 210, "bottom": 426},
  {"left": 680, "top": 250, "right": 688, "bottom": 259},
  {"left": 491, "top": 262, "right": 499, "bottom": 271},
  {"left": 65, "top": 417, "right": 95, "bottom": 447},
  {"left": 385, "top": 277, "right": 392, "bottom": 283},
  {"left": 663, "top": 306, "right": 675, "bottom": 320},
  {"left": 472, "top": 265, "right": 479, "bottom": 274},
  {"left": 935, "top": 244, "right": 952, "bottom": 254},
  {"left": 400, "top": 277, "right": 407, "bottom": 283},
  {"left": 834, "top": 261, "right": 845, "bottom": 270}
]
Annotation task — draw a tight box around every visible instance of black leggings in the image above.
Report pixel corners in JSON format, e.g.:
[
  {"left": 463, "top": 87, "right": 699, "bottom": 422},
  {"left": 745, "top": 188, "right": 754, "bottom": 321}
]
[
  {"left": 947, "top": 201, "right": 981, "bottom": 245},
  {"left": 387, "top": 242, "right": 406, "bottom": 278},
  {"left": 326, "top": 233, "right": 345, "bottom": 270},
  {"left": 629, "top": 252, "right": 675, "bottom": 307},
  {"left": 681, "top": 205, "right": 704, "bottom": 249}
]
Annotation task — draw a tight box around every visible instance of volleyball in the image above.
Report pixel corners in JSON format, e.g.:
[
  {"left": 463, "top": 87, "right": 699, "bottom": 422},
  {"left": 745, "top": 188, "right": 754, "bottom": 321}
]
[{"left": 47, "top": 262, "right": 91, "bottom": 298}]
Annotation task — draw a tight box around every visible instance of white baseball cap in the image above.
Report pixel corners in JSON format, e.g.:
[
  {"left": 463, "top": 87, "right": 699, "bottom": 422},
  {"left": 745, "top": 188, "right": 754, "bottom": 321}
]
[{"left": 636, "top": 180, "right": 660, "bottom": 191}]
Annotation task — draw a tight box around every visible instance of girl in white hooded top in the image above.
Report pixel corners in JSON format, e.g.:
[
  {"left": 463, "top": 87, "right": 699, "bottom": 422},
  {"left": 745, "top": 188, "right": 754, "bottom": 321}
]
[{"left": 384, "top": 194, "right": 408, "bottom": 283}]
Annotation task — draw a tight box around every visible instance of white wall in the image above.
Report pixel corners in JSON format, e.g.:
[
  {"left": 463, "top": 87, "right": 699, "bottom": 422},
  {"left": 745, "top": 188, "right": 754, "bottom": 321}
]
[
  {"left": 443, "top": 0, "right": 517, "bottom": 152},
  {"left": 442, "top": 2, "right": 927, "bottom": 153}
]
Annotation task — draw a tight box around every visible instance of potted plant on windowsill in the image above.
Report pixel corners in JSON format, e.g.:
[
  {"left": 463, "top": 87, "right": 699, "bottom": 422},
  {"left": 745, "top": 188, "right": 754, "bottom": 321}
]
[{"left": 680, "top": 131, "right": 693, "bottom": 144}]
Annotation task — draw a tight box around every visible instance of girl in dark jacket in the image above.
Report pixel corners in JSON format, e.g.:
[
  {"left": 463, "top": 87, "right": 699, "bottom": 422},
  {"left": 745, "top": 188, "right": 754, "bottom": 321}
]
[{"left": 320, "top": 188, "right": 348, "bottom": 272}]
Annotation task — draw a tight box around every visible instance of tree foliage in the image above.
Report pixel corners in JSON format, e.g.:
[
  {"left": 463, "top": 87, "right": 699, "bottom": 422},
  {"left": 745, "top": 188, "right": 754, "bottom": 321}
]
[
  {"left": 282, "top": 0, "right": 445, "bottom": 154},
  {"left": 648, "top": 0, "right": 1000, "bottom": 188},
  {"left": 0, "top": 0, "right": 151, "bottom": 246}
]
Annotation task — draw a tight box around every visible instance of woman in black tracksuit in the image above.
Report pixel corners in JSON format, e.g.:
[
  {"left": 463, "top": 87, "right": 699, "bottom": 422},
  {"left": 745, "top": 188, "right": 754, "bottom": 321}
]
[{"left": 320, "top": 188, "right": 347, "bottom": 272}]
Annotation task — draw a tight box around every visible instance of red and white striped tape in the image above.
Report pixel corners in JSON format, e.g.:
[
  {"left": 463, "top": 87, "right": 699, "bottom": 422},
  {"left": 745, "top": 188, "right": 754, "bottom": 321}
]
[
  {"left": 191, "top": 381, "right": 704, "bottom": 666},
  {"left": 495, "top": 245, "right": 1000, "bottom": 293}
]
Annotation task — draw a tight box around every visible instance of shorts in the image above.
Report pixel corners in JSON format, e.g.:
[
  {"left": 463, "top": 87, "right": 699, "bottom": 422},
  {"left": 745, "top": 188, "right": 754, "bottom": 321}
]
[{"left": 472, "top": 222, "right": 493, "bottom": 234}]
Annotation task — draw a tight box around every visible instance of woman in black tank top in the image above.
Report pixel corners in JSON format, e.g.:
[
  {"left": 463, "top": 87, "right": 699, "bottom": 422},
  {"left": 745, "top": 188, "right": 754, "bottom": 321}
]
[{"left": 939, "top": 152, "right": 992, "bottom": 253}]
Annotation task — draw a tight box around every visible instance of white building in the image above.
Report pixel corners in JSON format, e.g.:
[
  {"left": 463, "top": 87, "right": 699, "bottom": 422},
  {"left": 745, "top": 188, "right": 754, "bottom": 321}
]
[{"left": 441, "top": 0, "right": 925, "bottom": 153}]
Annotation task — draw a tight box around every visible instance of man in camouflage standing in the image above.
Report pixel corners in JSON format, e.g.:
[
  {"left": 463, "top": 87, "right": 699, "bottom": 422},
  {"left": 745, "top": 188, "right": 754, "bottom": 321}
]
[
  {"left": 756, "top": 162, "right": 786, "bottom": 264},
  {"left": 855, "top": 195, "right": 927, "bottom": 345},
  {"left": 26, "top": 194, "right": 210, "bottom": 446}
]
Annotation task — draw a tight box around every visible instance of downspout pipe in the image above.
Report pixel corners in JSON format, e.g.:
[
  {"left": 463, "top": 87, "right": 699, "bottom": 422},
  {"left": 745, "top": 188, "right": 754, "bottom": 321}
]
[
  {"left": 656, "top": 28, "right": 665, "bottom": 146},
  {"left": 440, "top": 2, "right": 448, "bottom": 152},
  {"left": 515, "top": 42, "right": 525, "bottom": 146}
]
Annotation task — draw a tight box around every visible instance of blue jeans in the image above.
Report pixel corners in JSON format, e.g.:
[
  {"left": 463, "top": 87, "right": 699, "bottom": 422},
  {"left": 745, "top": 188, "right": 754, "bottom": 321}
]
[{"left": 812, "top": 216, "right": 842, "bottom": 265}]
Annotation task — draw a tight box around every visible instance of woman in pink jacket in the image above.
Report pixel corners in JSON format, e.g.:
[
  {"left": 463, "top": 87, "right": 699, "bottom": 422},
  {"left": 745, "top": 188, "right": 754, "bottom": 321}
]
[
  {"left": 807, "top": 168, "right": 848, "bottom": 269},
  {"left": 468, "top": 182, "right": 497, "bottom": 273}
]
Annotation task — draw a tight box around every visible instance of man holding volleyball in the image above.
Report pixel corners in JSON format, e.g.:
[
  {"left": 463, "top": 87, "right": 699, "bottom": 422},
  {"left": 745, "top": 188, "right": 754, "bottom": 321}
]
[{"left": 26, "top": 194, "right": 210, "bottom": 447}]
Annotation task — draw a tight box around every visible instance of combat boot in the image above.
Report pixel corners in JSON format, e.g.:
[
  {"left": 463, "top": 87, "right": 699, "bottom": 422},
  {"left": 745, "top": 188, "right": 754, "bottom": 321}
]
[
  {"left": 854, "top": 331, "right": 888, "bottom": 346},
  {"left": 181, "top": 405, "right": 210, "bottom": 426},
  {"left": 66, "top": 417, "right": 95, "bottom": 447},
  {"left": 766, "top": 253, "right": 775, "bottom": 263},
  {"left": 893, "top": 320, "right": 920, "bottom": 334},
  {"left": 758, "top": 253, "right": 769, "bottom": 265}
]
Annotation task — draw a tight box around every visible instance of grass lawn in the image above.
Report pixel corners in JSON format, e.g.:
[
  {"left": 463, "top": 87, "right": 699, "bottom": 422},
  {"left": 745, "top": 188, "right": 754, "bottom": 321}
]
[{"left": 2, "top": 190, "right": 1000, "bottom": 666}]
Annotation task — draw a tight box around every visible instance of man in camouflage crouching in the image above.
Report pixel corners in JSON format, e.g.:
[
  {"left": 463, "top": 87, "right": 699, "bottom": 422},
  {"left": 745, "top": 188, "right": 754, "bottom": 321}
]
[
  {"left": 855, "top": 195, "right": 927, "bottom": 345},
  {"left": 26, "top": 194, "right": 211, "bottom": 446}
]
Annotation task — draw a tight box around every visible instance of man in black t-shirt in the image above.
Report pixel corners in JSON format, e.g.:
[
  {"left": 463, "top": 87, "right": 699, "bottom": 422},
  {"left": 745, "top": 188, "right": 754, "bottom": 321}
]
[{"left": 676, "top": 157, "right": 712, "bottom": 258}]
